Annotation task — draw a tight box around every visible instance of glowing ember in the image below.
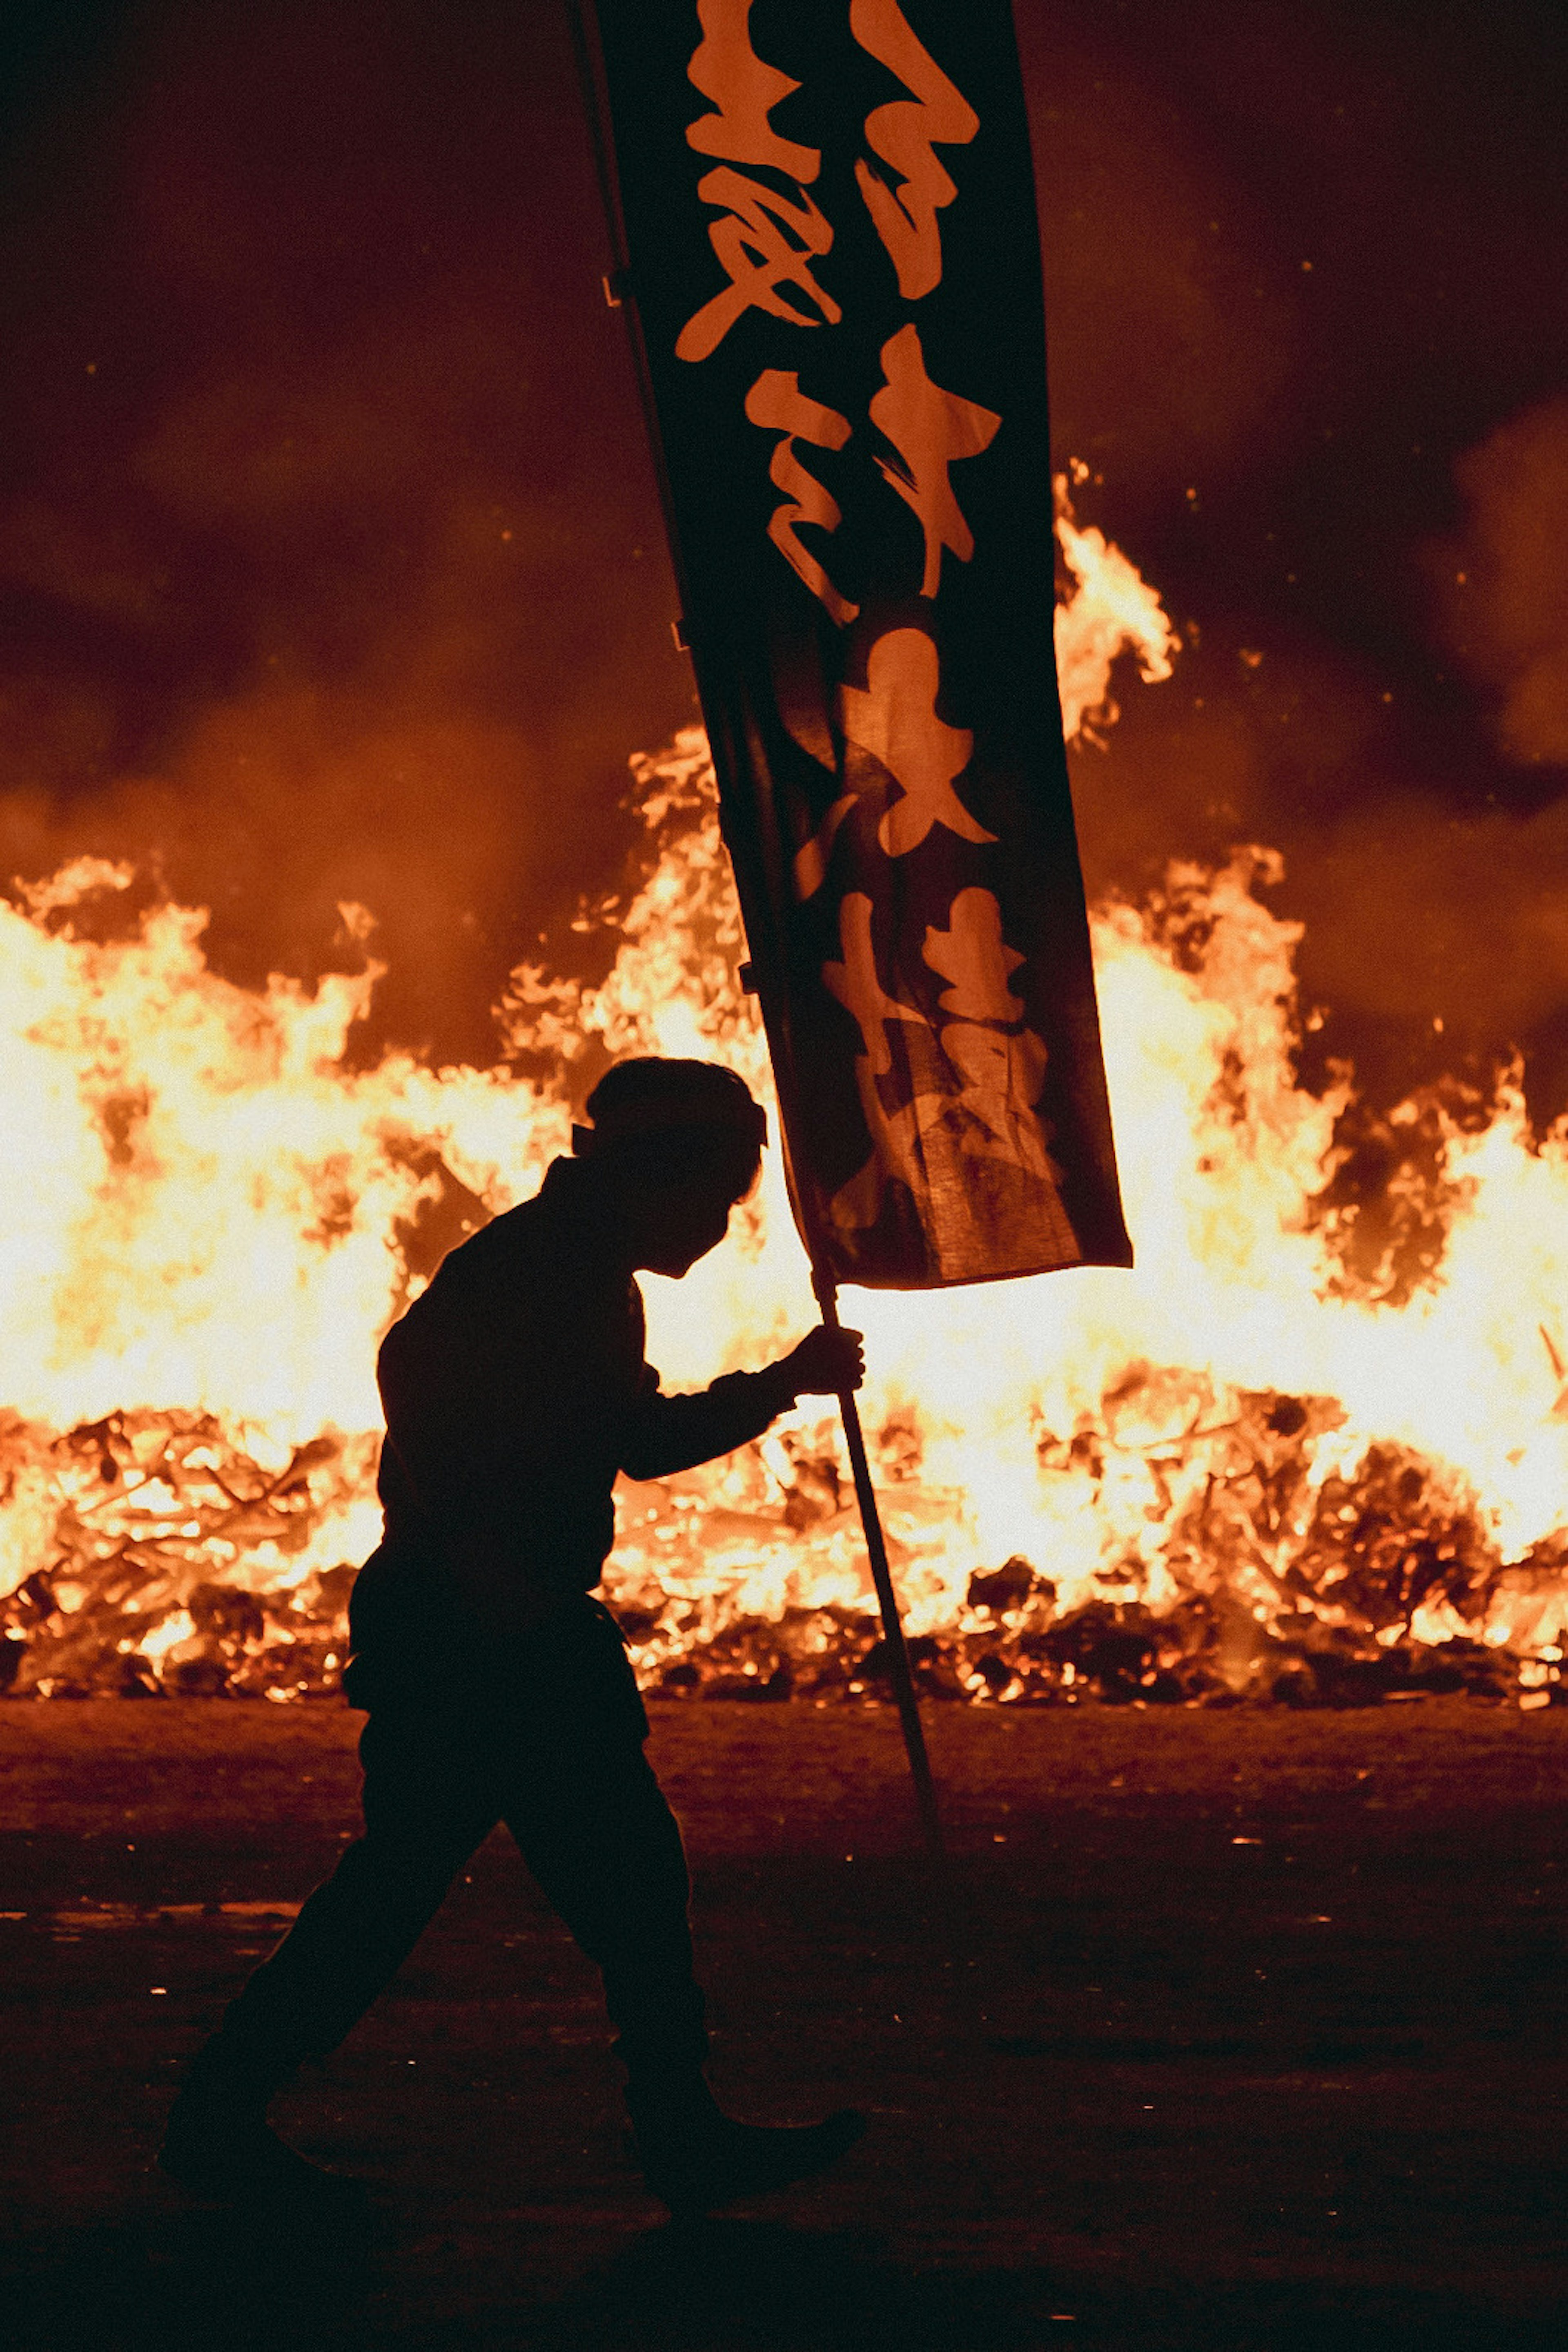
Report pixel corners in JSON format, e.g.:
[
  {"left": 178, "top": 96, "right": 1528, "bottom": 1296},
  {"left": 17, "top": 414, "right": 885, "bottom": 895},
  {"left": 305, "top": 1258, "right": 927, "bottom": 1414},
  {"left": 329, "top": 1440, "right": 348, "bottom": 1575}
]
[{"left": 3, "top": 493, "right": 1565, "bottom": 1707}]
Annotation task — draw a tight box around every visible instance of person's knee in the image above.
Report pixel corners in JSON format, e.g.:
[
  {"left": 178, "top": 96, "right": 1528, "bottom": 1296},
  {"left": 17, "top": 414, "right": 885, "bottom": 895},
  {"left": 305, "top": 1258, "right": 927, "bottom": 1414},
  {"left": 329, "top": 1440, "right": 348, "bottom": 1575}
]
[
  {"left": 541, "top": 1755, "right": 686, "bottom": 1864},
  {"left": 333, "top": 1819, "right": 472, "bottom": 1914}
]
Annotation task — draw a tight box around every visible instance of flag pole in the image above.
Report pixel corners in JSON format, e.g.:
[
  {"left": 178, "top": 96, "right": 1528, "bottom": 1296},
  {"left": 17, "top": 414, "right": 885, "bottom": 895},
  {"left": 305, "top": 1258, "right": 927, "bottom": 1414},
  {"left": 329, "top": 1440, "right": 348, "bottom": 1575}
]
[
  {"left": 811, "top": 1268, "right": 944, "bottom": 1858},
  {"left": 570, "top": 0, "right": 942, "bottom": 1859}
]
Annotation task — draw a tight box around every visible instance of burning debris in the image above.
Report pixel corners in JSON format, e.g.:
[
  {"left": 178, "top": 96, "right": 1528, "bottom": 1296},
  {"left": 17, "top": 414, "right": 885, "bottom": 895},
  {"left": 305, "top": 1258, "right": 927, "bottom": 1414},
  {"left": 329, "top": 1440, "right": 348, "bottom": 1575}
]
[
  {"left": 2, "top": 1370, "right": 1561, "bottom": 1711},
  {"left": 1, "top": 514, "right": 1565, "bottom": 1709},
  {"left": 0, "top": 1412, "right": 372, "bottom": 1700},
  {"left": 599, "top": 1365, "right": 1563, "bottom": 1710}
]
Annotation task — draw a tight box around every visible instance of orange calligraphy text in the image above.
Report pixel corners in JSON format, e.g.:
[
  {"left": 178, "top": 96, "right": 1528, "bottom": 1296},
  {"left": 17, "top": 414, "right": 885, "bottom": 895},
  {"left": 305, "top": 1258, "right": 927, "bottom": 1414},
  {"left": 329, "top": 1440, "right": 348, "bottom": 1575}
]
[
  {"left": 685, "top": 0, "right": 820, "bottom": 181},
  {"left": 744, "top": 371, "right": 859, "bottom": 626},
  {"left": 824, "top": 892, "right": 927, "bottom": 1082},
  {"left": 850, "top": 0, "right": 978, "bottom": 300},
  {"left": 870, "top": 324, "right": 1000, "bottom": 598},
  {"left": 839, "top": 628, "right": 996, "bottom": 857},
  {"left": 922, "top": 888, "right": 1025, "bottom": 1022},
  {"left": 677, "top": 169, "right": 840, "bottom": 362},
  {"left": 822, "top": 891, "right": 931, "bottom": 1198}
]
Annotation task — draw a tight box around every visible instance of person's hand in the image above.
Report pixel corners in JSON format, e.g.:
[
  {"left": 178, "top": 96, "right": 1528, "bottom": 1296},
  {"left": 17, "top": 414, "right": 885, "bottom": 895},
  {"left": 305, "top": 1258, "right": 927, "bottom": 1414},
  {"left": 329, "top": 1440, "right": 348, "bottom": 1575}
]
[{"left": 781, "top": 1324, "right": 864, "bottom": 1396}]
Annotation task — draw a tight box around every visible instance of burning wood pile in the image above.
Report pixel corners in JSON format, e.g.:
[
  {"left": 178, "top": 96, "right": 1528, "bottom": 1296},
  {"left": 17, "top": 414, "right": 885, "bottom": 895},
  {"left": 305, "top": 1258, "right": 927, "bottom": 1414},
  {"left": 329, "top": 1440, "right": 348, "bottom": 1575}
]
[
  {"left": 3, "top": 1366, "right": 1562, "bottom": 1709},
  {"left": 3, "top": 518, "right": 1566, "bottom": 1711},
  {"left": 604, "top": 1358, "right": 1567, "bottom": 1709},
  {"left": 0, "top": 1413, "right": 372, "bottom": 1699}
]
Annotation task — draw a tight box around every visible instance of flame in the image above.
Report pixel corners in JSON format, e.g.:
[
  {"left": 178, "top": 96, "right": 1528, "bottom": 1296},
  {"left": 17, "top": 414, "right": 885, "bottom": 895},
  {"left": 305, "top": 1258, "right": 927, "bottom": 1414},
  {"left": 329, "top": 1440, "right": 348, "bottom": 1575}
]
[{"left": 3, "top": 493, "right": 1566, "bottom": 1707}]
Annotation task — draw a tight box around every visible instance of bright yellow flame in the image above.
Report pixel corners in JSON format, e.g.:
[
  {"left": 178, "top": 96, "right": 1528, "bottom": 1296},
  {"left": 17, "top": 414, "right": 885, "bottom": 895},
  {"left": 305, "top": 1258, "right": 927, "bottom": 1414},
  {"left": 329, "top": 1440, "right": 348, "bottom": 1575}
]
[{"left": 3, "top": 490, "right": 1565, "bottom": 1702}]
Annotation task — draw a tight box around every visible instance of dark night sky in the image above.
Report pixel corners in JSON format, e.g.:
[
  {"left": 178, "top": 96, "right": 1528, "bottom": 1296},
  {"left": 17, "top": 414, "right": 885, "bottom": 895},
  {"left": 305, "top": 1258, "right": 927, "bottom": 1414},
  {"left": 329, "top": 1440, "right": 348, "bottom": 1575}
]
[{"left": 2, "top": 0, "right": 1566, "bottom": 1114}]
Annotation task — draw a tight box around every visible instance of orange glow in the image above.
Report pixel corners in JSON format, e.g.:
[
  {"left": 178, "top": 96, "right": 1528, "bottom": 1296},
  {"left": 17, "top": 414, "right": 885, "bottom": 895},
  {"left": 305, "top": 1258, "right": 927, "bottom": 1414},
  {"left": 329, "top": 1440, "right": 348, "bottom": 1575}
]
[{"left": 4, "top": 494, "right": 1565, "bottom": 1708}]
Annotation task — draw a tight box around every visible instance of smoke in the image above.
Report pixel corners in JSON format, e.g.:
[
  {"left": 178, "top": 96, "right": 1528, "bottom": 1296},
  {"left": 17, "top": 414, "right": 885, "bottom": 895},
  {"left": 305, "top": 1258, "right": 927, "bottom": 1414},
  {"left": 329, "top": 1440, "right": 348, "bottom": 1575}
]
[
  {"left": 1291, "top": 401, "right": 1568, "bottom": 1109},
  {"left": 1430, "top": 397, "right": 1568, "bottom": 769},
  {"left": 0, "top": 0, "right": 693, "bottom": 1061},
  {"left": 1065, "top": 609, "right": 1568, "bottom": 1120},
  {"left": 1, "top": 0, "right": 1565, "bottom": 1105},
  {"left": 1012, "top": 13, "right": 1303, "bottom": 505}
]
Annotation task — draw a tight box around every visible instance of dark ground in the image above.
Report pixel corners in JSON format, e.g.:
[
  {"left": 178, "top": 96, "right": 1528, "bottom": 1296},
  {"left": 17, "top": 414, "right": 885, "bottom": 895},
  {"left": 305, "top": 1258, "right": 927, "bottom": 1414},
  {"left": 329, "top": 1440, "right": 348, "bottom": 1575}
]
[{"left": 2, "top": 1696, "right": 1565, "bottom": 2350}]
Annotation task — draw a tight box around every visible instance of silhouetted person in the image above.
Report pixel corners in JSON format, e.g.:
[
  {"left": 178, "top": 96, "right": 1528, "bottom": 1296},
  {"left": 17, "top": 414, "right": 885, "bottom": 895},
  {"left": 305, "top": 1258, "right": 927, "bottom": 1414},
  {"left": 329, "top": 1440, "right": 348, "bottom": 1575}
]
[{"left": 160, "top": 1058, "right": 866, "bottom": 2214}]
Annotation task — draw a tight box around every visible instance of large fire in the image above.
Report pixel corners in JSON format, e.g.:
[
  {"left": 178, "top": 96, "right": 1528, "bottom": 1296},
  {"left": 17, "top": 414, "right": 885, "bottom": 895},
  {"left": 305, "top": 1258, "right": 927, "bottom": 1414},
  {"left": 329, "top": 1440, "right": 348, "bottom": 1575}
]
[{"left": 4, "top": 494, "right": 1566, "bottom": 1710}]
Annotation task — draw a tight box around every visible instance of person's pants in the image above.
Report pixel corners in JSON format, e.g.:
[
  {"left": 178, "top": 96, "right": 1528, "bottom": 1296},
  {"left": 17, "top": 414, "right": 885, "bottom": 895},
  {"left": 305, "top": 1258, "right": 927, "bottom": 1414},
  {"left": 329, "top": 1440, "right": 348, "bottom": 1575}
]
[{"left": 203, "top": 1577, "right": 706, "bottom": 2096}]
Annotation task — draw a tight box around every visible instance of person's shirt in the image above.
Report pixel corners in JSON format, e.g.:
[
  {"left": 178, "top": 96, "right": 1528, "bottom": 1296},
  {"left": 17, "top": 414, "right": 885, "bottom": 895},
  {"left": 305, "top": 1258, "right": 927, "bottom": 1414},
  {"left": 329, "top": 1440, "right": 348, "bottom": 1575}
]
[{"left": 374, "top": 1155, "right": 795, "bottom": 1634}]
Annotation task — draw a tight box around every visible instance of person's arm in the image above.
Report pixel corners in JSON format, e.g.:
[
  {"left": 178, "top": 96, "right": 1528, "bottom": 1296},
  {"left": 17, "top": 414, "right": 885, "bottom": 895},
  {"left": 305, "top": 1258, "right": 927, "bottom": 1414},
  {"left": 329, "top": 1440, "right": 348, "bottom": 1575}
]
[{"left": 619, "top": 1326, "right": 864, "bottom": 1482}]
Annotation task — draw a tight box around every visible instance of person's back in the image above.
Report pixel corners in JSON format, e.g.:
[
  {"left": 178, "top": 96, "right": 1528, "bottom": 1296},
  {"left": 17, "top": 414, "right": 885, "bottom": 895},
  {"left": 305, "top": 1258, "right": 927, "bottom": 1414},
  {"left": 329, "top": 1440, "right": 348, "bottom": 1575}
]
[
  {"left": 373, "top": 1162, "right": 640, "bottom": 1629},
  {"left": 159, "top": 1057, "right": 868, "bottom": 2216}
]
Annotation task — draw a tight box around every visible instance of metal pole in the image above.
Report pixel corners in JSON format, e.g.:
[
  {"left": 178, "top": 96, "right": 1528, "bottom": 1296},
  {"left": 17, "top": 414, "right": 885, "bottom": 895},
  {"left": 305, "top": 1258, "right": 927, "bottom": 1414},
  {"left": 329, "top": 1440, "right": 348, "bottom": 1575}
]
[{"left": 812, "top": 1271, "right": 944, "bottom": 1858}]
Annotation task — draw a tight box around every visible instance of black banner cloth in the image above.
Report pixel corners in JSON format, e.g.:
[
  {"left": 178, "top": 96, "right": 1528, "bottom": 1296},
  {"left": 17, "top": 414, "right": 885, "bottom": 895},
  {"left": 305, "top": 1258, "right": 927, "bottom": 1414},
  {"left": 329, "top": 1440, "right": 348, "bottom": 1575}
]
[{"left": 588, "top": 0, "right": 1132, "bottom": 1287}]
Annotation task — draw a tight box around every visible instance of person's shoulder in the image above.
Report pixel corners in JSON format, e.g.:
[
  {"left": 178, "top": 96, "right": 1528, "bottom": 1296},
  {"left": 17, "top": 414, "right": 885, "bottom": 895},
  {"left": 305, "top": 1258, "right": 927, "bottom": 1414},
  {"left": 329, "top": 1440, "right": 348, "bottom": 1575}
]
[
  {"left": 379, "top": 1192, "right": 531, "bottom": 1341},
  {"left": 451, "top": 1195, "right": 536, "bottom": 1264},
  {"left": 379, "top": 1195, "right": 541, "bottom": 1373},
  {"left": 430, "top": 1174, "right": 558, "bottom": 1282}
]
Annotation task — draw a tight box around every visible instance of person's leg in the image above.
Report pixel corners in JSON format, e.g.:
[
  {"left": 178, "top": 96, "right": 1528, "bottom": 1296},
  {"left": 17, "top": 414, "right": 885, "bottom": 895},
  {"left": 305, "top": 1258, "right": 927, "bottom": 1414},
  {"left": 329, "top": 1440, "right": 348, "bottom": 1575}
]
[
  {"left": 162, "top": 1691, "right": 497, "bottom": 2196},
  {"left": 494, "top": 1601, "right": 864, "bottom": 2212},
  {"left": 223, "top": 1708, "right": 496, "bottom": 2069},
  {"left": 505, "top": 1725, "right": 709, "bottom": 2083}
]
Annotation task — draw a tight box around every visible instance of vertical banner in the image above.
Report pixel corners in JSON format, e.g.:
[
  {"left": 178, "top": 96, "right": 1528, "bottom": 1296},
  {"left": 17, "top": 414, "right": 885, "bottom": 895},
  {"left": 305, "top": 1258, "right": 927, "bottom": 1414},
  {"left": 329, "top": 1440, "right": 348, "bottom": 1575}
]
[{"left": 588, "top": 0, "right": 1132, "bottom": 1287}]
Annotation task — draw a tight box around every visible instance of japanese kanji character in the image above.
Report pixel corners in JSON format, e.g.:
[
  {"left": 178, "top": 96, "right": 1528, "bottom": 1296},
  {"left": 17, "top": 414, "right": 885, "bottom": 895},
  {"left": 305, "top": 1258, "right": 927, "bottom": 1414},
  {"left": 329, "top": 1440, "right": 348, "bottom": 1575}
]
[
  {"left": 925, "top": 891, "right": 1051, "bottom": 1176},
  {"left": 744, "top": 370, "right": 860, "bottom": 625},
  {"left": 822, "top": 890, "right": 932, "bottom": 1200},
  {"left": 850, "top": 0, "right": 978, "bottom": 300},
  {"left": 821, "top": 890, "right": 1072, "bottom": 1260},
  {"left": 870, "top": 324, "right": 1000, "bottom": 597},
  {"left": 840, "top": 627, "right": 996, "bottom": 856},
  {"left": 921, "top": 887, "right": 1025, "bottom": 1022},
  {"left": 676, "top": 169, "right": 840, "bottom": 362},
  {"left": 685, "top": 0, "right": 821, "bottom": 182},
  {"left": 939, "top": 1021, "right": 1052, "bottom": 1174},
  {"left": 822, "top": 889, "right": 928, "bottom": 1080}
]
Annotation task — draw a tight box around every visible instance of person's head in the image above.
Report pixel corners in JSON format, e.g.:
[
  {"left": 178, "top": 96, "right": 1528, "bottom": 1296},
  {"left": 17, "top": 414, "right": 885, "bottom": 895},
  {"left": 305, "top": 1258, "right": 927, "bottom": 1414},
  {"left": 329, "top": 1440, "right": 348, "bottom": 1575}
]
[{"left": 571, "top": 1057, "right": 767, "bottom": 1275}]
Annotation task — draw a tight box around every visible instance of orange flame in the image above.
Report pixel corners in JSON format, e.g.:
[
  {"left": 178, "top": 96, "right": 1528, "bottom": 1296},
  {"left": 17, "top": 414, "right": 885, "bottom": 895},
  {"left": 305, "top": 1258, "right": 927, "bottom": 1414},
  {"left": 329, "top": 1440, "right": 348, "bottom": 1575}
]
[{"left": 4, "top": 492, "right": 1565, "bottom": 1707}]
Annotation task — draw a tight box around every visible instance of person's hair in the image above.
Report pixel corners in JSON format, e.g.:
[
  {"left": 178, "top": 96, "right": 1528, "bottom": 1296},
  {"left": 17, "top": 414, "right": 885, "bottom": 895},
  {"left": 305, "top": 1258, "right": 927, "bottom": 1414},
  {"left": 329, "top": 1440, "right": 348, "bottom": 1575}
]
[{"left": 574, "top": 1057, "right": 766, "bottom": 1200}]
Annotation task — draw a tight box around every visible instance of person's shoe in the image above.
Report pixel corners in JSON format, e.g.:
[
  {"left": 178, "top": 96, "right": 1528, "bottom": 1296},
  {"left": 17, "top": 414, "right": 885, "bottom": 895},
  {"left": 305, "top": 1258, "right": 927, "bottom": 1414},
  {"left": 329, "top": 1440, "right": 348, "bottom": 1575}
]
[
  {"left": 628, "top": 2089, "right": 867, "bottom": 2218},
  {"left": 159, "top": 2085, "right": 367, "bottom": 2213}
]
